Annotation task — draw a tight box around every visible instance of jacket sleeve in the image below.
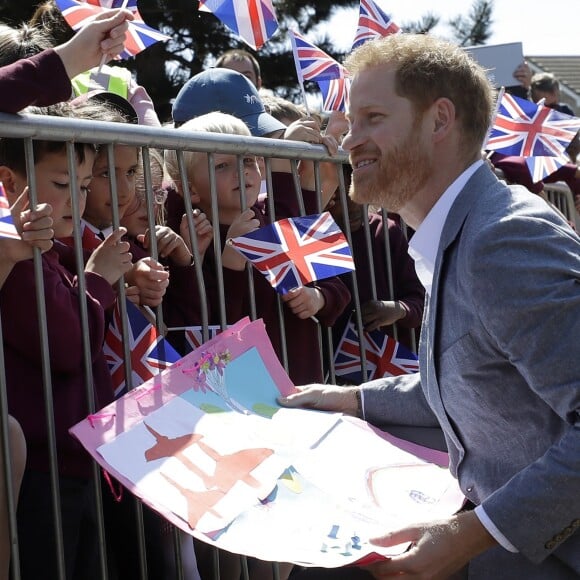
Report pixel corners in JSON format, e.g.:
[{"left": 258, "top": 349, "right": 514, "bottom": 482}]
[
  {"left": 0, "top": 49, "right": 72, "bottom": 113},
  {"left": 467, "top": 206, "right": 580, "bottom": 565}
]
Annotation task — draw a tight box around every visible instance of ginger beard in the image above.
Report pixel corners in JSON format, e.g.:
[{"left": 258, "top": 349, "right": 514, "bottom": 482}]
[{"left": 349, "top": 117, "right": 433, "bottom": 213}]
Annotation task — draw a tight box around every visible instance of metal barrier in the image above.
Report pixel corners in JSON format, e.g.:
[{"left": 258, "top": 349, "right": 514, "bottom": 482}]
[
  {"left": 1, "top": 111, "right": 576, "bottom": 579},
  {"left": 0, "top": 111, "right": 401, "bottom": 580}
]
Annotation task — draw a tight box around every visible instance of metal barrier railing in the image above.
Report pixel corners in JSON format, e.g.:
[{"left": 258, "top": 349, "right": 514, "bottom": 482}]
[{"left": 2, "top": 111, "right": 575, "bottom": 579}]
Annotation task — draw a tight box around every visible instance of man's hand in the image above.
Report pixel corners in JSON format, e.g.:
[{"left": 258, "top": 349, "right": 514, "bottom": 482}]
[
  {"left": 363, "top": 511, "right": 497, "bottom": 579},
  {"left": 54, "top": 8, "right": 134, "bottom": 78},
  {"left": 278, "top": 384, "right": 359, "bottom": 416}
]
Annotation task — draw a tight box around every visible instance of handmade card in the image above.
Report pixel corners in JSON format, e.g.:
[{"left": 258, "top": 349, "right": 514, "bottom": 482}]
[{"left": 71, "top": 317, "right": 464, "bottom": 567}]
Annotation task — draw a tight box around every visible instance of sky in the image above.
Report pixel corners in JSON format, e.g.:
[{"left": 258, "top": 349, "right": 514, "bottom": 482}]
[{"left": 327, "top": 0, "right": 579, "bottom": 56}]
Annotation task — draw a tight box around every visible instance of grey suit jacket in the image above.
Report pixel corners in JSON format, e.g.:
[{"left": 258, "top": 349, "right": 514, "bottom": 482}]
[{"left": 363, "top": 164, "right": 580, "bottom": 577}]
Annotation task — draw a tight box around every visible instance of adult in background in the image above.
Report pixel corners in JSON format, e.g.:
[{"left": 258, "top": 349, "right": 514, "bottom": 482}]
[{"left": 281, "top": 33, "right": 580, "bottom": 579}]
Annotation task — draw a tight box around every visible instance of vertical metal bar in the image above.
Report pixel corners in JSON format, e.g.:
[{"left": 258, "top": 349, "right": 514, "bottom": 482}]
[
  {"left": 65, "top": 141, "right": 109, "bottom": 580},
  {"left": 379, "top": 207, "right": 399, "bottom": 342},
  {"left": 176, "top": 149, "right": 210, "bottom": 339},
  {"left": 0, "top": 315, "right": 21, "bottom": 580},
  {"left": 104, "top": 143, "right": 148, "bottom": 580},
  {"left": 237, "top": 154, "right": 257, "bottom": 321},
  {"left": 24, "top": 138, "right": 66, "bottom": 579}
]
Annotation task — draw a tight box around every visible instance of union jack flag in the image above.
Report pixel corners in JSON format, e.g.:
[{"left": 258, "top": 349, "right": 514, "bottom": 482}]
[
  {"left": 177, "top": 325, "right": 224, "bottom": 354},
  {"left": 486, "top": 93, "right": 580, "bottom": 158},
  {"left": 0, "top": 182, "right": 20, "bottom": 240},
  {"left": 289, "top": 29, "right": 349, "bottom": 84},
  {"left": 525, "top": 154, "right": 569, "bottom": 184},
  {"left": 229, "top": 212, "right": 355, "bottom": 295},
  {"left": 352, "top": 0, "right": 400, "bottom": 49},
  {"left": 104, "top": 299, "right": 180, "bottom": 397},
  {"left": 334, "top": 318, "right": 419, "bottom": 384},
  {"left": 317, "top": 77, "right": 351, "bottom": 112},
  {"left": 199, "top": 0, "right": 278, "bottom": 50},
  {"left": 56, "top": 0, "right": 170, "bottom": 60}
]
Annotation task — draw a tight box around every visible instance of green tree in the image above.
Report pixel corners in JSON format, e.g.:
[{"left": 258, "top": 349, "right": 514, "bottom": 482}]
[{"left": 0, "top": 0, "right": 494, "bottom": 120}]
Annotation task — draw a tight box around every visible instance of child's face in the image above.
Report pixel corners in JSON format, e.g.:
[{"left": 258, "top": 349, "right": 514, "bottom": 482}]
[
  {"left": 85, "top": 145, "right": 139, "bottom": 230},
  {"left": 120, "top": 193, "right": 148, "bottom": 237},
  {"left": 11, "top": 150, "right": 94, "bottom": 239},
  {"left": 191, "top": 153, "right": 261, "bottom": 224}
]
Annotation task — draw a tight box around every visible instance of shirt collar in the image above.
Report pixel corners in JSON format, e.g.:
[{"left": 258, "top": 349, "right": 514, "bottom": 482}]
[{"left": 409, "top": 160, "right": 483, "bottom": 295}]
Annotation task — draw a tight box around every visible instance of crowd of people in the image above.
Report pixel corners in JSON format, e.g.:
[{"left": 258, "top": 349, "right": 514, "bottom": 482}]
[{"left": 0, "top": 2, "right": 578, "bottom": 580}]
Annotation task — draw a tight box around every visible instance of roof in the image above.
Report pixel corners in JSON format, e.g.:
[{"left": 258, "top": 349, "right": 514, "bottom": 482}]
[{"left": 526, "top": 56, "right": 580, "bottom": 111}]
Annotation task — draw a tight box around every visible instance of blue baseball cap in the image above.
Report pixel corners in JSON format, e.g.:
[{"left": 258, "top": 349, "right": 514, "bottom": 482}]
[{"left": 172, "top": 68, "right": 286, "bottom": 137}]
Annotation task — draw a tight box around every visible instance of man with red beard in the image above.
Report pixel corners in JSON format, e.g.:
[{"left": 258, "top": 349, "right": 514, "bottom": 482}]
[{"left": 280, "top": 34, "right": 580, "bottom": 579}]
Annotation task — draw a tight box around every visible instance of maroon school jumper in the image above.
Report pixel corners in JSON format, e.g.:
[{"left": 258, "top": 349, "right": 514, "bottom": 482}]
[
  {"left": 1, "top": 242, "right": 115, "bottom": 479},
  {"left": 163, "top": 173, "right": 351, "bottom": 384},
  {"left": 334, "top": 212, "right": 425, "bottom": 352},
  {"left": 0, "top": 49, "right": 71, "bottom": 113}
]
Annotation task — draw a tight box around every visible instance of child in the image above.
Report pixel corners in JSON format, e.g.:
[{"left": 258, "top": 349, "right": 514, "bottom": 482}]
[
  {"left": 164, "top": 112, "right": 351, "bottom": 384},
  {"left": 0, "top": 101, "right": 132, "bottom": 580},
  {"left": 0, "top": 189, "right": 54, "bottom": 580}
]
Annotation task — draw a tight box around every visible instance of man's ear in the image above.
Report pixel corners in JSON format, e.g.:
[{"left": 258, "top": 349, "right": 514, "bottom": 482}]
[
  {"left": 432, "top": 97, "right": 455, "bottom": 142},
  {"left": 0, "top": 166, "right": 18, "bottom": 203}
]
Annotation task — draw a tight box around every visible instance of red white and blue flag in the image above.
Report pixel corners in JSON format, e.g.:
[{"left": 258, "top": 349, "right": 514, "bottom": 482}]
[
  {"left": 104, "top": 299, "right": 180, "bottom": 397},
  {"left": 0, "top": 182, "right": 20, "bottom": 240},
  {"left": 56, "top": 0, "right": 170, "bottom": 59},
  {"left": 352, "top": 0, "right": 400, "bottom": 49},
  {"left": 524, "top": 154, "right": 569, "bottom": 184},
  {"left": 317, "top": 77, "right": 351, "bottom": 112},
  {"left": 174, "top": 324, "right": 224, "bottom": 354},
  {"left": 486, "top": 93, "right": 580, "bottom": 158},
  {"left": 289, "top": 29, "right": 349, "bottom": 83},
  {"left": 199, "top": 0, "right": 278, "bottom": 50},
  {"left": 229, "top": 212, "right": 355, "bottom": 295},
  {"left": 334, "top": 318, "right": 419, "bottom": 384}
]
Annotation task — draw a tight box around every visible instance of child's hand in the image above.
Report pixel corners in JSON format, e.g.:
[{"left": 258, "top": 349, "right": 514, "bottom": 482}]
[
  {"left": 283, "top": 118, "right": 324, "bottom": 144},
  {"left": 180, "top": 209, "right": 213, "bottom": 260},
  {"left": 281, "top": 286, "right": 325, "bottom": 319},
  {"left": 125, "top": 284, "right": 141, "bottom": 305},
  {"left": 125, "top": 257, "right": 169, "bottom": 307},
  {"left": 138, "top": 225, "right": 192, "bottom": 267},
  {"left": 361, "top": 299, "right": 406, "bottom": 331},
  {"left": 325, "top": 111, "right": 349, "bottom": 143},
  {"left": 2, "top": 188, "right": 54, "bottom": 261},
  {"left": 85, "top": 228, "right": 133, "bottom": 285},
  {"left": 222, "top": 209, "right": 260, "bottom": 271}
]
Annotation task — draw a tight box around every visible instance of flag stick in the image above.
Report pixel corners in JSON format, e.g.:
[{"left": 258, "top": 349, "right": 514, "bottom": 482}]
[
  {"left": 289, "top": 30, "right": 311, "bottom": 117},
  {"left": 96, "top": 0, "right": 129, "bottom": 74}
]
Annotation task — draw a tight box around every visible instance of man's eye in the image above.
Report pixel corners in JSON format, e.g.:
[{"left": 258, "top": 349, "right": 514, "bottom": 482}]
[{"left": 53, "top": 182, "right": 69, "bottom": 189}]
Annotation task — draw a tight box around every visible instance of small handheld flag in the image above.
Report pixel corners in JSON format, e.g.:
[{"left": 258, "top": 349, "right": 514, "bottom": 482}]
[
  {"left": 334, "top": 318, "right": 419, "bottom": 384},
  {"left": 0, "top": 182, "right": 20, "bottom": 240},
  {"left": 56, "top": 0, "right": 170, "bottom": 60},
  {"left": 229, "top": 212, "right": 355, "bottom": 295},
  {"left": 199, "top": 0, "right": 279, "bottom": 50},
  {"left": 317, "top": 77, "right": 351, "bottom": 112},
  {"left": 104, "top": 299, "right": 181, "bottom": 397},
  {"left": 486, "top": 92, "right": 580, "bottom": 158},
  {"left": 352, "top": 0, "right": 400, "bottom": 49}
]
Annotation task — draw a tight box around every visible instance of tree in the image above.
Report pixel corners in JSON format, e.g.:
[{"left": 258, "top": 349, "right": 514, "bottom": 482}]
[{"left": 0, "top": 0, "right": 494, "bottom": 120}]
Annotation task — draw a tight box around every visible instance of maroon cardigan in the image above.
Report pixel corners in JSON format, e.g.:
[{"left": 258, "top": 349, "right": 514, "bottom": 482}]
[
  {"left": 0, "top": 49, "right": 71, "bottom": 113},
  {"left": 1, "top": 243, "right": 115, "bottom": 479}
]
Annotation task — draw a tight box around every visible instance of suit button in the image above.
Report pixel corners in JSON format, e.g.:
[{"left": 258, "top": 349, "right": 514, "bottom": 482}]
[
  {"left": 545, "top": 540, "right": 556, "bottom": 550},
  {"left": 466, "top": 486, "right": 473, "bottom": 493}
]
